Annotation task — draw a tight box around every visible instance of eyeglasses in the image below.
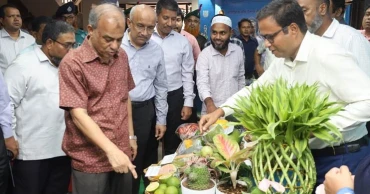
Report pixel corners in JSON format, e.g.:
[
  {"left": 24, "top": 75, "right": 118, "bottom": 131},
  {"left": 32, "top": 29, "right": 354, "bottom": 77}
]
[
  {"left": 52, "top": 39, "right": 76, "bottom": 50},
  {"left": 130, "top": 20, "right": 155, "bottom": 33},
  {"left": 261, "top": 26, "right": 288, "bottom": 43}
]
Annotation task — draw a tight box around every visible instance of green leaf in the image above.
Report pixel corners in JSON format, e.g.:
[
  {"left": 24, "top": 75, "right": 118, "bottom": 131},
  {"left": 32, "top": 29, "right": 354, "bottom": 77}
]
[
  {"left": 266, "top": 121, "right": 279, "bottom": 139},
  {"left": 312, "top": 130, "right": 336, "bottom": 142},
  {"left": 213, "top": 134, "right": 240, "bottom": 160},
  {"left": 294, "top": 139, "right": 308, "bottom": 159},
  {"left": 217, "top": 166, "right": 232, "bottom": 173}
]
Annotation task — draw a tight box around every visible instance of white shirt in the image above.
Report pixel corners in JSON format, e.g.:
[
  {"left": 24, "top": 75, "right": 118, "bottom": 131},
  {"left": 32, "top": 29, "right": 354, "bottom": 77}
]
[
  {"left": 0, "top": 28, "right": 35, "bottom": 74},
  {"left": 151, "top": 30, "right": 195, "bottom": 107},
  {"left": 221, "top": 32, "right": 370, "bottom": 149},
  {"left": 4, "top": 45, "right": 66, "bottom": 160},
  {"left": 196, "top": 43, "right": 245, "bottom": 115},
  {"left": 323, "top": 19, "right": 370, "bottom": 78}
]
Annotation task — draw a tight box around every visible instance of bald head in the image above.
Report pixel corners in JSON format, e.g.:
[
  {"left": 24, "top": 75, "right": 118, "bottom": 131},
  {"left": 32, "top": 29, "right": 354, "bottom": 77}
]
[
  {"left": 129, "top": 4, "right": 156, "bottom": 22},
  {"left": 88, "top": 3, "right": 125, "bottom": 29}
]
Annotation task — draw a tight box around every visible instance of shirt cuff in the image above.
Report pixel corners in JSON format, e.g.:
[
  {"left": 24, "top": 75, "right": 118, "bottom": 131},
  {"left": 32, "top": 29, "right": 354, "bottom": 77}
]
[
  {"left": 2, "top": 125, "right": 13, "bottom": 139},
  {"left": 221, "top": 106, "right": 234, "bottom": 117},
  {"left": 337, "top": 187, "right": 354, "bottom": 194},
  {"left": 200, "top": 92, "right": 211, "bottom": 102},
  {"left": 156, "top": 117, "right": 167, "bottom": 126},
  {"left": 184, "top": 98, "right": 194, "bottom": 107}
]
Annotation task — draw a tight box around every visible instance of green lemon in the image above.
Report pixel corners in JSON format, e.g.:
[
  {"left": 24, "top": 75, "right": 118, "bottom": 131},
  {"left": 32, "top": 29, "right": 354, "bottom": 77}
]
[
  {"left": 159, "top": 173, "right": 173, "bottom": 184},
  {"left": 145, "top": 182, "right": 159, "bottom": 193},
  {"left": 154, "top": 189, "right": 165, "bottom": 194},
  {"left": 165, "top": 186, "right": 179, "bottom": 194},
  {"left": 158, "top": 184, "right": 167, "bottom": 190},
  {"left": 166, "top": 177, "right": 181, "bottom": 188}
]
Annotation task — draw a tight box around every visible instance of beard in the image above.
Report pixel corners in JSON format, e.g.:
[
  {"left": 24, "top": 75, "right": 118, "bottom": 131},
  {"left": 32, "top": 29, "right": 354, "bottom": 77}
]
[
  {"left": 211, "top": 38, "right": 230, "bottom": 51},
  {"left": 308, "top": 13, "right": 323, "bottom": 33},
  {"left": 184, "top": 24, "right": 200, "bottom": 37},
  {"left": 50, "top": 56, "right": 62, "bottom": 67}
]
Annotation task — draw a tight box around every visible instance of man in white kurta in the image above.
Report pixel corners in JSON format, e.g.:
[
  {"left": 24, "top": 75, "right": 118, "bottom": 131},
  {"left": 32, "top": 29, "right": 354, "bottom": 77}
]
[{"left": 196, "top": 15, "right": 245, "bottom": 115}]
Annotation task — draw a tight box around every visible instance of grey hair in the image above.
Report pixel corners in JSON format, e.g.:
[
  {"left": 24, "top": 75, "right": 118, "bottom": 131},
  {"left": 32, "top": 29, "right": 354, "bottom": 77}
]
[
  {"left": 42, "top": 20, "right": 75, "bottom": 44},
  {"left": 129, "top": 4, "right": 157, "bottom": 21},
  {"left": 88, "top": 3, "right": 125, "bottom": 29}
]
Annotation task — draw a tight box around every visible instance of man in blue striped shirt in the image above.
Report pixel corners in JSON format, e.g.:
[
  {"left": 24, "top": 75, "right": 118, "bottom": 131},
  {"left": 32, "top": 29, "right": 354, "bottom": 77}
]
[{"left": 120, "top": 5, "right": 168, "bottom": 194}]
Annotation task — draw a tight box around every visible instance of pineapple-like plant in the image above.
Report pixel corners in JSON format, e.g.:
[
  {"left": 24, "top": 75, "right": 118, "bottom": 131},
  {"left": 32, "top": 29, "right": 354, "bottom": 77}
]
[
  {"left": 231, "top": 78, "right": 343, "bottom": 193},
  {"left": 184, "top": 163, "right": 212, "bottom": 190}
]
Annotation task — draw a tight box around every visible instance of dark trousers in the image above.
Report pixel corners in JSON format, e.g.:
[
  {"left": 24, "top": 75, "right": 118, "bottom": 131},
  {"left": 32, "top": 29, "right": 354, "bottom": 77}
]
[
  {"left": 131, "top": 99, "right": 157, "bottom": 194},
  {"left": 313, "top": 141, "right": 370, "bottom": 190},
  {"left": 0, "top": 129, "right": 9, "bottom": 194},
  {"left": 12, "top": 156, "right": 71, "bottom": 194},
  {"left": 164, "top": 87, "right": 185, "bottom": 155},
  {"left": 72, "top": 169, "right": 132, "bottom": 194}
]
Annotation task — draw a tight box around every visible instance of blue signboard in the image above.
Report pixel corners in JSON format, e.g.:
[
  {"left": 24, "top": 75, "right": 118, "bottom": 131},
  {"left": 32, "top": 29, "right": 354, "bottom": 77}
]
[{"left": 199, "top": 0, "right": 269, "bottom": 39}]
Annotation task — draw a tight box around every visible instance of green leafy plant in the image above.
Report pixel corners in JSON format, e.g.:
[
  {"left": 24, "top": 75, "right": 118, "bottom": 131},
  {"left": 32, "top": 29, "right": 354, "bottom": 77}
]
[
  {"left": 210, "top": 133, "right": 255, "bottom": 189},
  {"left": 230, "top": 78, "right": 343, "bottom": 193}
]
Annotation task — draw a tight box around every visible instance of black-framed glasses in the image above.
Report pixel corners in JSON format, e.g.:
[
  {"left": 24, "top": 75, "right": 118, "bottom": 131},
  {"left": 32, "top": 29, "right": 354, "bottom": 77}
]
[
  {"left": 261, "top": 26, "right": 288, "bottom": 43},
  {"left": 130, "top": 20, "right": 155, "bottom": 33},
  {"left": 52, "top": 39, "right": 76, "bottom": 50}
]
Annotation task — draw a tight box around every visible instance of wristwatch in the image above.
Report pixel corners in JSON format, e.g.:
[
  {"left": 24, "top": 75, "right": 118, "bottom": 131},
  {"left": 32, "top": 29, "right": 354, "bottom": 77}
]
[{"left": 129, "top": 135, "right": 137, "bottom": 140}]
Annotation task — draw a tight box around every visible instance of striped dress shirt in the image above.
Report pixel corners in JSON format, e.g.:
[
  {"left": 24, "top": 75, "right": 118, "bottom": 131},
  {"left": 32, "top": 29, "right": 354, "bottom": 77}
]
[{"left": 151, "top": 29, "right": 195, "bottom": 107}]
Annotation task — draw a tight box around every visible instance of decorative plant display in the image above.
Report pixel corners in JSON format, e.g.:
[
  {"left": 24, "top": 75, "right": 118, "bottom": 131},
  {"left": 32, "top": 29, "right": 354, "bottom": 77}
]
[
  {"left": 231, "top": 78, "right": 343, "bottom": 193},
  {"left": 181, "top": 163, "right": 216, "bottom": 194},
  {"left": 210, "top": 133, "right": 255, "bottom": 191}
]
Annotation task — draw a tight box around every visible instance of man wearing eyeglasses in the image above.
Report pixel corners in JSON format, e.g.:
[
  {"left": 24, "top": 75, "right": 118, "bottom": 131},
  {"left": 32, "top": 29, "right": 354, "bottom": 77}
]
[
  {"left": 120, "top": 5, "right": 168, "bottom": 194},
  {"left": 199, "top": 0, "right": 370, "bottom": 190},
  {"left": 0, "top": 4, "right": 35, "bottom": 74},
  {"left": 55, "top": 2, "right": 87, "bottom": 48},
  {"left": 4, "top": 20, "right": 75, "bottom": 194},
  {"left": 184, "top": 9, "right": 207, "bottom": 50}
]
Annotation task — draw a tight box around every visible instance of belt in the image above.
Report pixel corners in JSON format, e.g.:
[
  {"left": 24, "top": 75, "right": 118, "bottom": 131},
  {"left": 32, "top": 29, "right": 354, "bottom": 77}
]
[
  {"left": 311, "top": 136, "right": 368, "bottom": 157},
  {"left": 131, "top": 98, "right": 153, "bottom": 108},
  {"left": 168, "top": 87, "right": 183, "bottom": 97}
]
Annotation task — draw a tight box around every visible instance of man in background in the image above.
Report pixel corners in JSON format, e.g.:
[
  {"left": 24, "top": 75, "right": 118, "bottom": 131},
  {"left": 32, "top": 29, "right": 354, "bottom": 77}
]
[
  {"left": 0, "top": 4, "right": 35, "bottom": 74},
  {"left": 184, "top": 9, "right": 207, "bottom": 50},
  {"left": 55, "top": 2, "right": 87, "bottom": 47},
  {"left": 359, "top": 5, "right": 370, "bottom": 42},
  {"left": 151, "top": 0, "right": 195, "bottom": 155},
  {"left": 30, "top": 16, "right": 52, "bottom": 45},
  {"left": 330, "top": 0, "right": 346, "bottom": 24}
]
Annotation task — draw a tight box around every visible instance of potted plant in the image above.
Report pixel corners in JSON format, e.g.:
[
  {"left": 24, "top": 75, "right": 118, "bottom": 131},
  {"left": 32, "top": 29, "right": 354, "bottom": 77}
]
[
  {"left": 231, "top": 78, "right": 343, "bottom": 193},
  {"left": 181, "top": 163, "right": 216, "bottom": 194},
  {"left": 209, "top": 133, "right": 255, "bottom": 193}
]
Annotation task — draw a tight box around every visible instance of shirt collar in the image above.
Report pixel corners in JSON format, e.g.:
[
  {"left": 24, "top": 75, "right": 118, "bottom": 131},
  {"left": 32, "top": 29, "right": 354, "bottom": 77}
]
[
  {"left": 153, "top": 26, "right": 175, "bottom": 38},
  {"left": 34, "top": 45, "right": 56, "bottom": 67},
  {"left": 283, "top": 32, "right": 313, "bottom": 66},
  {"left": 80, "top": 37, "right": 103, "bottom": 63},
  {"left": 210, "top": 42, "right": 236, "bottom": 56},
  {"left": 322, "top": 19, "right": 339, "bottom": 39},
  {"left": 1, "top": 28, "right": 25, "bottom": 39},
  {"left": 122, "top": 28, "right": 149, "bottom": 49}
]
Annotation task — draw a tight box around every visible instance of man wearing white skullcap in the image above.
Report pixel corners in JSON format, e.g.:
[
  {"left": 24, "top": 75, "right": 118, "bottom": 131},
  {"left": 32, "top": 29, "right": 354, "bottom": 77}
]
[{"left": 196, "top": 14, "right": 245, "bottom": 115}]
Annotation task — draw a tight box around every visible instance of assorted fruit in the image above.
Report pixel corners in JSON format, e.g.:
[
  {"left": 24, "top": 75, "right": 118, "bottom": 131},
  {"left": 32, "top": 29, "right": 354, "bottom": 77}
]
[{"left": 146, "top": 174, "right": 181, "bottom": 194}]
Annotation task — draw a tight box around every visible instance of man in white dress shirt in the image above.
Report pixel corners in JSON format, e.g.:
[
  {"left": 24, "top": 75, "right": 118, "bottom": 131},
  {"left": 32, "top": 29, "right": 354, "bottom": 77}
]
[
  {"left": 4, "top": 20, "right": 75, "bottom": 194},
  {"left": 199, "top": 0, "right": 370, "bottom": 189},
  {"left": 196, "top": 15, "right": 245, "bottom": 115},
  {"left": 151, "top": 0, "right": 195, "bottom": 155},
  {"left": 0, "top": 4, "right": 35, "bottom": 74},
  {"left": 296, "top": 0, "right": 370, "bottom": 78}
]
